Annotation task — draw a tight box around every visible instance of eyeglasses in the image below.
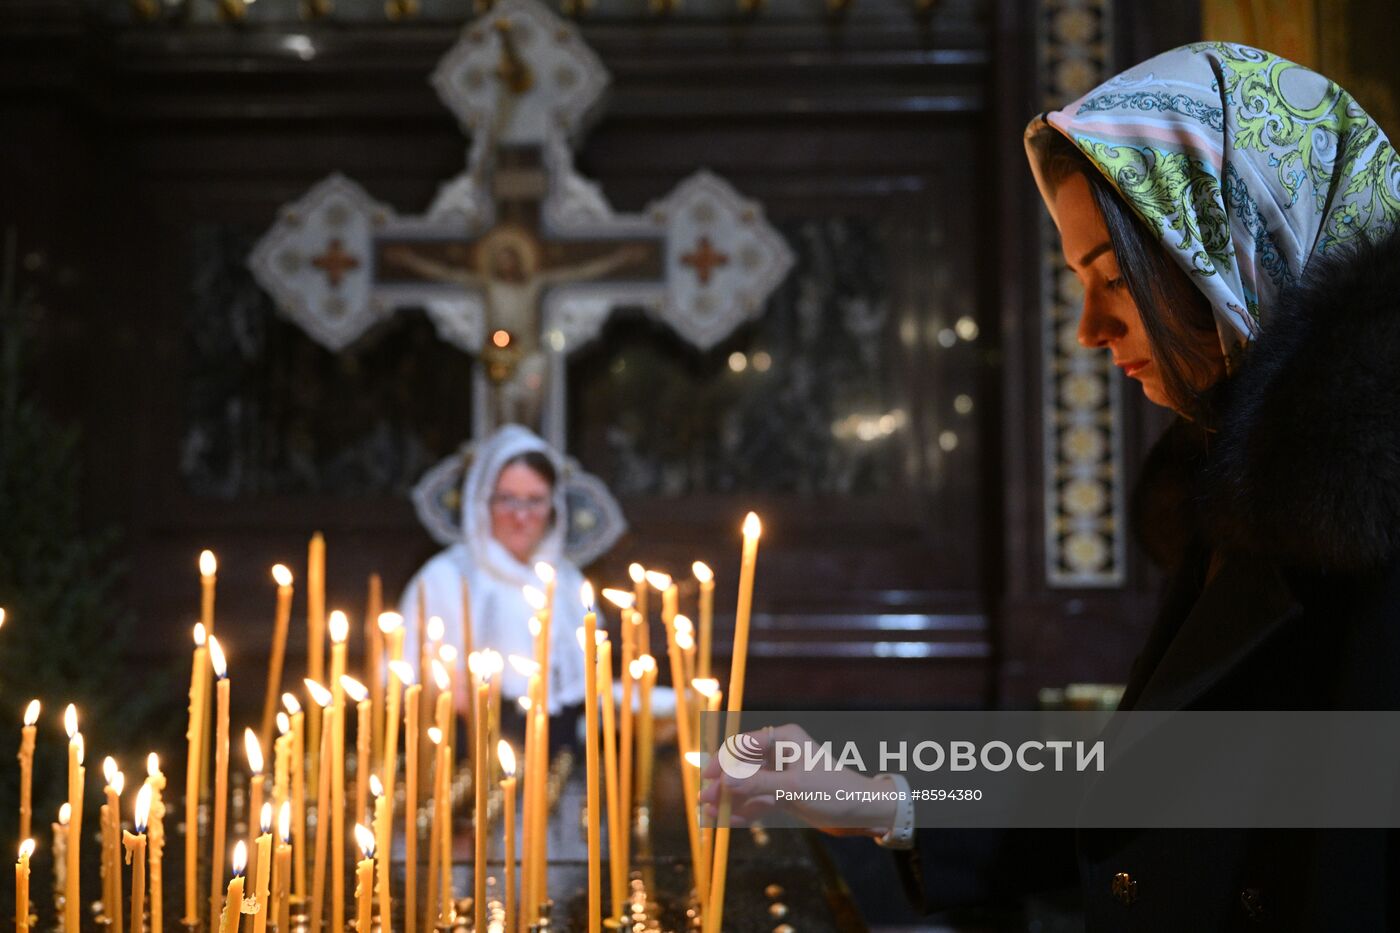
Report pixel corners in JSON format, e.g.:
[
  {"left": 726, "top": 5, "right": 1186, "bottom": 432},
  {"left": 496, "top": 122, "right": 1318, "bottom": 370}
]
[{"left": 489, "top": 494, "right": 551, "bottom": 516}]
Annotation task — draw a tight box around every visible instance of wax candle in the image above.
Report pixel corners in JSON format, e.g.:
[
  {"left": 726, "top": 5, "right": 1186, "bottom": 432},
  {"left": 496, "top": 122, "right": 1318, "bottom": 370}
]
[
  {"left": 353, "top": 824, "right": 375, "bottom": 933},
  {"left": 499, "top": 740, "right": 517, "bottom": 933},
  {"left": 273, "top": 715, "right": 291, "bottom": 830},
  {"left": 103, "top": 758, "right": 126, "bottom": 933},
  {"left": 692, "top": 562, "right": 715, "bottom": 680},
  {"left": 252, "top": 803, "right": 272, "bottom": 933},
  {"left": 281, "top": 692, "right": 308, "bottom": 899},
  {"left": 632, "top": 656, "right": 657, "bottom": 817},
  {"left": 220, "top": 841, "right": 247, "bottom": 933},
  {"left": 274, "top": 803, "right": 292, "bottom": 933},
  {"left": 459, "top": 576, "right": 475, "bottom": 729},
  {"left": 306, "top": 533, "right": 326, "bottom": 799},
  {"left": 676, "top": 623, "right": 698, "bottom": 749},
  {"left": 370, "top": 776, "right": 391, "bottom": 933},
  {"left": 468, "top": 654, "right": 491, "bottom": 933},
  {"left": 126, "top": 783, "right": 152, "bottom": 933},
  {"left": 341, "top": 676, "right": 370, "bottom": 828},
  {"left": 664, "top": 618, "right": 704, "bottom": 901},
  {"left": 209, "top": 635, "right": 232, "bottom": 933},
  {"left": 381, "top": 618, "right": 407, "bottom": 802},
  {"left": 328, "top": 611, "right": 349, "bottom": 933},
  {"left": 304, "top": 679, "right": 333, "bottom": 933},
  {"left": 147, "top": 753, "right": 167, "bottom": 933},
  {"left": 18, "top": 699, "right": 38, "bottom": 842},
  {"left": 200, "top": 549, "right": 218, "bottom": 633},
  {"left": 53, "top": 804, "right": 69, "bottom": 907},
  {"left": 244, "top": 728, "right": 266, "bottom": 881},
  {"left": 597, "top": 636, "right": 624, "bottom": 919},
  {"left": 261, "top": 564, "right": 295, "bottom": 753},
  {"left": 704, "top": 512, "right": 762, "bottom": 933},
  {"left": 527, "top": 704, "right": 546, "bottom": 928},
  {"left": 580, "top": 583, "right": 602, "bottom": 932},
  {"left": 600, "top": 592, "right": 638, "bottom": 884},
  {"left": 15, "top": 839, "right": 33, "bottom": 933},
  {"left": 366, "top": 575, "right": 384, "bottom": 765},
  {"left": 401, "top": 670, "right": 423, "bottom": 933},
  {"left": 184, "top": 624, "right": 208, "bottom": 926},
  {"left": 628, "top": 562, "right": 650, "bottom": 657},
  {"left": 426, "top": 726, "right": 446, "bottom": 930}
]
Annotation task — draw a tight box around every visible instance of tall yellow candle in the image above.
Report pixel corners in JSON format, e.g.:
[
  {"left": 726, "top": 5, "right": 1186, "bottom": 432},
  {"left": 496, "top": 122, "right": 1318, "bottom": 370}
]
[
  {"left": 15, "top": 839, "right": 33, "bottom": 933},
  {"left": 18, "top": 700, "right": 38, "bottom": 842},
  {"left": 306, "top": 533, "right": 326, "bottom": 798},
  {"left": 470, "top": 656, "right": 491, "bottom": 933},
  {"left": 272, "top": 717, "right": 291, "bottom": 830},
  {"left": 353, "top": 824, "right": 375, "bottom": 933},
  {"left": 403, "top": 679, "right": 423, "bottom": 933},
  {"left": 200, "top": 549, "right": 218, "bottom": 634},
  {"left": 498, "top": 740, "right": 517, "bottom": 933},
  {"left": 692, "top": 562, "right": 715, "bottom": 681},
  {"left": 382, "top": 619, "right": 407, "bottom": 797},
  {"left": 341, "top": 676, "right": 371, "bottom": 827},
  {"left": 126, "top": 783, "right": 152, "bottom": 933},
  {"left": 633, "top": 656, "right": 657, "bottom": 816},
  {"left": 244, "top": 728, "right": 266, "bottom": 881},
  {"left": 209, "top": 636, "right": 232, "bottom": 933},
  {"left": 692, "top": 678, "right": 723, "bottom": 886},
  {"left": 198, "top": 550, "right": 219, "bottom": 858},
  {"left": 251, "top": 804, "right": 272, "bottom": 933},
  {"left": 370, "top": 776, "right": 391, "bottom": 933},
  {"left": 425, "top": 727, "right": 446, "bottom": 930},
  {"left": 663, "top": 619, "right": 703, "bottom": 901},
  {"left": 103, "top": 758, "right": 126, "bottom": 933},
  {"left": 54, "top": 805, "right": 70, "bottom": 907},
  {"left": 304, "top": 679, "right": 333, "bottom": 933},
  {"left": 597, "top": 636, "right": 624, "bottom": 920},
  {"left": 328, "top": 611, "right": 350, "bottom": 933},
  {"left": 704, "top": 512, "right": 762, "bottom": 933},
  {"left": 64, "top": 707, "right": 84, "bottom": 933},
  {"left": 220, "top": 842, "right": 247, "bottom": 933},
  {"left": 580, "top": 583, "right": 602, "bottom": 933},
  {"left": 274, "top": 803, "right": 292, "bottom": 933},
  {"left": 459, "top": 576, "right": 475, "bottom": 731},
  {"left": 261, "top": 564, "right": 295, "bottom": 753},
  {"left": 527, "top": 705, "right": 547, "bottom": 928},
  {"left": 184, "top": 625, "right": 208, "bottom": 926},
  {"left": 366, "top": 575, "right": 385, "bottom": 766},
  {"left": 147, "top": 753, "right": 167, "bottom": 933},
  {"left": 281, "top": 693, "right": 307, "bottom": 899},
  {"left": 628, "top": 563, "right": 650, "bottom": 657}
]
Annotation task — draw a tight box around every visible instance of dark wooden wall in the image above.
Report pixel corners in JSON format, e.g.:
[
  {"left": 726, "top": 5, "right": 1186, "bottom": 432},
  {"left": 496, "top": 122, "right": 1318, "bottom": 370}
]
[{"left": 1, "top": 0, "right": 1200, "bottom": 722}]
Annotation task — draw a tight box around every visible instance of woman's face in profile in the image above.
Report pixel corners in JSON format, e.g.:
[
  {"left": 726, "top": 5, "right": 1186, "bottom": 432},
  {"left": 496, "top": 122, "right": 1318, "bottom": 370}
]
[{"left": 490, "top": 461, "right": 554, "bottom": 563}]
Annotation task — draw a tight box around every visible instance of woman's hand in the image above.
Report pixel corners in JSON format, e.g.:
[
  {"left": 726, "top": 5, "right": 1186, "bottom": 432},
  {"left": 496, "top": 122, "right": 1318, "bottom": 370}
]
[{"left": 697, "top": 723, "right": 899, "bottom": 838}]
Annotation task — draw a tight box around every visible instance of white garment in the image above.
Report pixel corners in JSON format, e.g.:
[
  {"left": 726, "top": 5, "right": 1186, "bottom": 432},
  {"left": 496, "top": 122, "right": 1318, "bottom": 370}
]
[{"left": 398, "top": 425, "right": 587, "bottom": 713}]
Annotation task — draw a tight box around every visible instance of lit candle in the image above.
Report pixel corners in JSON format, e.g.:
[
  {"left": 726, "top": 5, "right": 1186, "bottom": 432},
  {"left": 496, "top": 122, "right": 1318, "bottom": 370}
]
[
  {"left": 261, "top": 564, "right": 295, "bottom": 753},
  {"left": 184, "top": 624, "right": 208, "bottom": 926},
  {"left": 366, "top": 574, "right": 384, "bottom": 766},
  {"left": 692, "top": 562, "right": 715, "bottom": 681},
  {"left": 676, "top": 622, "right": 699, "bottom": 751},
  {"left": 273, "top": 714, "right": 291, "bottom": 836},
  {"left": 704, "top": 512, "right": 763, "bottom": 933},
  {"left": 251, "top": 803, "right": 272, "bottom": 933},
  {"left": 633, "top": 655, "right": 657, "bottom": 818},
  {"left": 53, "top": 804, "right": 69, "bottom": 907},
  {"left": 370, "top": 776, "right": 391, "bottom": 933},
  {"left": 328, "top": 611, "right": 350, "bottom": 933},
  {"left": 244, "top": 728, "right": 266, "bottom": 881},
  {"left": 341, "top": 676, "right": 371, "bottom": 827},
  {"left": 220, "top": 841, "right": 247, "bottom": 933},
  {"left": 281, "top": 692, "right": 307, "bottom": 899},
  {"left": 425, "top": 726, "right": 446, "bottom": 930},
  {"left": 458, "top": 576, "right": 475, "bottom": 729},
  {"left": 527, "top": 702, "right": 547, "bottom": 928},
  {"left": 380, "top": 617, "right": 407, "bottom": 799},
  {"left": 353, "top": 823, "right": 375, "bottom": 933},
  {"left": 663, "top": 616, "right": 703, "bottom": 902},
  {"left": 18, "top": 699, "right": 38, "bottom": 842},
  {"left": 429, "top": 658, "right": 454, "bottom": 928},
  {"left": 125, "top": 783, "right": 152, "bottom": 933},
  {"left": 628, "top": 562, "right": 650, "bottom": 657},
  {"left": 498, "top": 740, "right": 517, "bottom": 933},
  {"left": 306, "top": 533, "right": 326, "bottom": 803},
  {"left": 508, "top": 666, "right": 539, "bottom": 933},
  {"left": 200, "top": 549, "right": 218, "bottom": 633},
  {"left": 147, "top": 753, "right": 167, "bottom": 933},
  {"left": 304, "top": 679, "right": 333, "bottom": 933},
  {"left": 15, "top": 839, "right": 33, "bottom": 933},
  {"left": 603, "top": 590, "right": 637, "bottom": 887},
  {"left": 581, "top": 582, "right": 602, "bottom": 933},
  {"left": 401, "top": 668, "right": 423, "bottom": 933},
  {"left": 103, "top": 757, "right": 126, "bottom": 933},
  {"left": 209, "top": 635, "right": 232, "bottom": 933},
  {"left": 469, "top": 654, "right": 490, "bottom": 933},
  {"left": 597, "top": 634, "right": 624, "bottom": 920},
  {"left": 274, "top": 803, "right": 292, "bottom": 933}
]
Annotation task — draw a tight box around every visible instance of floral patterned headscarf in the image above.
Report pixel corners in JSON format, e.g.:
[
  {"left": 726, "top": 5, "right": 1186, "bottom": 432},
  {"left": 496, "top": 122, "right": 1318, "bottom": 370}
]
[{"left": 1026, "top": 42, "right": 1400, "bottom": 364}]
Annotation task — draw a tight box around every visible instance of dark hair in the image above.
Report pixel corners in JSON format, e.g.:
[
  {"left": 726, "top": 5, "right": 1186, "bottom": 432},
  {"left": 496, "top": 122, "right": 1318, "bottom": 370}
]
[{"left": 1031, "top": 128, "right": 1222, "bottom": 417}]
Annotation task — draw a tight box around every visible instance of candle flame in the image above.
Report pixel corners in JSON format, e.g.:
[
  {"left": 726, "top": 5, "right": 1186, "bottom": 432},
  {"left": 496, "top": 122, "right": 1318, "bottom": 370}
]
[
  {"left": 18, "top": 839, "right": 34, "bottom": 860},
  {"left": 277, "top": 712, "right": 291, "bottom": 736},
  {"left": 676, "top": 630, "right": 694, "bottom": 652},
  {"left": 103, "top": 756, "right": 118, "bottom": 785},
  {"left": 135, "top": 783, "right": 153, "bottom": 833},
  {"left": 208, "top": 636, "right": 228, "bottom": 679},
  {"left": 517, "top": 696, "right": 532, "bottom": 712},
  {"left": 508, "top": 655, "right": 539, "bottom": 677},
  {"left": 272, "top": 564, "right": 293, "bottom": 588},
  {"left": 278, "top": 801, "right": 291, "bottom": 842},
  {"left": 23, "top": 699, "right": 39, "bottom": 726},
  {"left": 427, "top": 726, "right": 442, "bottom": 745},
  {"left": 281, "top": 692, "right": 302, "bottom": 715},
  {"left": 199, "top": 550, "right": 217, "bottom": 578},
  {"left": 303, "top": 679, "right": 332, "bottom": 709},
  {"left": 58, "top": 803, "right": 71, "bottom": 826},
  {"left": 438, "top": 644, "right": 458, "bottom": 665},
  {"left": 602, "top": 588, "right": 635, "bottom": 610},
  {"left": 484, "top": 649, "right": 503, "bottom": 674},
  {"left": 522, "top": 586, "right": 546, "bottom": 612},
  {"left": 528, "top": 616, "right": 542, "bottom": 638},
  {"left": 743, "top": 512, "right": 762, "bottom": 539},
  {"left": 64, "top": 704, "right": 77, "bottom": 738},
  {"left": 497, "top": 740, "right": 516, "bottom": 777},
  {"left": 427, "top": 616, "right": 445, "bottom": 643},
  {"left": 683, "top": 751, "right": 705, "bottom": 768},
  {"left": 377, "top": 611, "right": 403, "bottom": 634},
  {"left": 369, "top": 774, "right": 383, "bottom": 798},
  {"left": 534, "top": 562, "right": 555, "bottom": 585},
  {"left": 629, "top": 656, "right": 656, "bottom": 678},
  {"left": 674, "top": 614, "right": 694, "bottom": 635},
  {"left": 194, "top": 623, "right": 207, "bottom": 647},
  {"left": 628, "top": 563, "right": 646, "bottom": 584},
  {"left": 260, "top": 801, "right": 272, "bottom": 834},
  {"left": 431, "top": 659, "right": 450, "bottom": 691},
  {"left": 148, "top": 753, "right": 160, "bottom": 777},
  {"left": 644, "top": 571, "right": 672, "bottom": 592},
  {"left": 232, "top": 840, "right": 247, "bottom": 876},
  {"left": 328, "top": 610, "right": 349, "bottom": 643},
  {"left": 354, "top": 823, "right": 376, "bottom": 859},
  {"left": 112, "top": 771, "right": 125, "bottom": 796},
  {"left": 244, "top": 728, "right": 264, "bottom": 773},
  {"left": 580, "top": 580, "right": 595, "bottom": 610},
  {"left": 0, "top": 608, "right": 5, "bottom": 628},
  {"left": 692, "top": 561, "right": 713, "bottom": 584},
  {"left": 74, "top": 734, "right": 84, "bottom": 766},
  {"left": 691, "top": 678, "right": 720, "bottom": 698},
  {"left": 388, "top": 660, "right": 416, "bottom": 685},
  {"left": 341, "top": 675, "right": 368, "bottom": 704}
]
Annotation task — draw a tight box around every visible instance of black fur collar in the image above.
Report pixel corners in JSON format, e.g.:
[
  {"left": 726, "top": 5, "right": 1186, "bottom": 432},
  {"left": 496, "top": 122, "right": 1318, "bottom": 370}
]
[{"left": 1138, "top": 225, "right": 1400, "bottom": 574}]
